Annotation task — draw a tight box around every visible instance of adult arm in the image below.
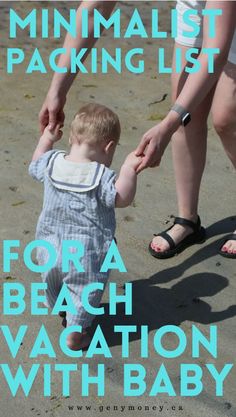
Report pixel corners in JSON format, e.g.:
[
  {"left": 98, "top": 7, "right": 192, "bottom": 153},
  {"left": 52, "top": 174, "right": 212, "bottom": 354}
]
[
  {"left": 136, "top": 1, "right": 236, "bottom": 172},
  {"left": 39, "top": 1, "right": 117, "bottom": 132}
]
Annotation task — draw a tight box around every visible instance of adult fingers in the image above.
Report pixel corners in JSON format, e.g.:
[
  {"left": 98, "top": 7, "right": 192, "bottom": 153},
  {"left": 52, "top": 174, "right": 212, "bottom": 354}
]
[
  {"left": 136, "top": 153, "right": 152, "bottom": 174},
  {"left": 55, "top": 123, "right": 60, "bottom": 132},
  {"left": 58, "top": 109, "right": 65, "bottom": 128},
  {"left": 48, "top": 109, "right": 58, "bottom": 131},
  {"left": 144, "top": 141, "right": 159, "bottom": 165},
  {"left": 135, "top": 136, "right": 150, "bottom": 156},
  {"left": 136, "top": 142, "right": 161, "bottom": 173},
  {"left": 149, "top": 159, "right": 161, "bottom": 168},
  {"left": 39, "top": 106, "right": 49, "bottom": 134},
  {"left": 136, "top": 154, "right": 155, "bottom": 173},
  {"left": 55, "top": 123, "right": 62, "bottom": 136},
  {"left": 136, "top": 159, "right": 148, "bottom": 173}
]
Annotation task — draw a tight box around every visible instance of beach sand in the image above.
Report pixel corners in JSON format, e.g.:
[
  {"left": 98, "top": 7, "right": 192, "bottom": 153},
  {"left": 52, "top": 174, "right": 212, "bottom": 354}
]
[{"left": 0, "top": 1, "right": 235, "bottom": 416}]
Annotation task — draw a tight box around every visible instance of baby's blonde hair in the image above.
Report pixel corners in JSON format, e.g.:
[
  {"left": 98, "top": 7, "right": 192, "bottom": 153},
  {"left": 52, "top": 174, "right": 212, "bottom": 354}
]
[{"left": 70, "top": 103, "right": 121, "bottom": 145}]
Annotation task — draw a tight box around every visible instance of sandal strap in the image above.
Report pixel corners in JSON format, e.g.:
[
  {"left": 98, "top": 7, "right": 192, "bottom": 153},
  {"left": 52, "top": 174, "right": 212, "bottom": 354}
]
[
  {"left": 157, "top": 231, "right": 176, "bottom": 250},
  {"left": 153, "top": 216, "right": 202, "bottom": 250},
  {"left": 223, "top": 233, "right": 236, "bottom": 242},
  {"left": 174, "top": 216, "right": 200, "bottom": 233}
]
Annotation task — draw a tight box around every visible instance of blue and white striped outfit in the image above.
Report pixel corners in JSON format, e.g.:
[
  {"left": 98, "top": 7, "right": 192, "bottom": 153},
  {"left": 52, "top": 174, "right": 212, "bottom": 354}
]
[{"left": 29, "top": 149, "right": 117, "bottom": 328}]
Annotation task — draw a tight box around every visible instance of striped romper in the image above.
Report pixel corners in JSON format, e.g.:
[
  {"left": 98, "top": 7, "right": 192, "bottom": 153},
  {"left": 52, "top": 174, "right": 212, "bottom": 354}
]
[{"left": 29, "top": 149, "right": 117, "bottom": 328}]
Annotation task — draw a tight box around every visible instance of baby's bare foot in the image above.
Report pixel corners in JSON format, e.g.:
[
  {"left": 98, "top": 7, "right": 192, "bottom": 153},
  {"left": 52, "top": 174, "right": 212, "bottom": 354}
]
[
  {"left": 151, "top": 224, "right": 194, "bottom": 253},
  {"left": 67, "top": 330, "right": 91, "bottom": 351}
]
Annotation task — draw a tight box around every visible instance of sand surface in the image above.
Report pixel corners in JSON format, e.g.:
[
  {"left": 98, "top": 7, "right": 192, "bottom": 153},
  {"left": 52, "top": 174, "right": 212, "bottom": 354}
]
[{"left": 0, "top": 1, "right": 235, "bottom": 416}]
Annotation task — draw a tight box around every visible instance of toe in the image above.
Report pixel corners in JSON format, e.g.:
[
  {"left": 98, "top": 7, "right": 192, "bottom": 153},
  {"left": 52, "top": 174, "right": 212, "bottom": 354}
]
[
  {"left": 152, "top": 236, "right": 170, "bottom": 252},
  {"left": 220, "top": 237, "right": 236, "bottom": 254},
  {"left": 221, "top": 245, "right": 228, "bottom": 252},
  {"left": 227, "top": 243, "right": 233, "bottom": 253},
  {"left": 151, "top": 241, "right": 161, "bottom": 252}
]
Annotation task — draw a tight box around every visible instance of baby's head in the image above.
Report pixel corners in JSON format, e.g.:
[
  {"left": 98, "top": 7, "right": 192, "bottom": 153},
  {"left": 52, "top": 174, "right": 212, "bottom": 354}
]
[{"left": 69, "top": 103, "right": 121, "bottom": 166}]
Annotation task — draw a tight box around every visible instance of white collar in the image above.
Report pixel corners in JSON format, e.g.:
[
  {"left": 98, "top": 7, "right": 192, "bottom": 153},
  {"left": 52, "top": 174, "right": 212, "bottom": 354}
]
[{"left": 47, "top": 151, "right": 105, "bottom": 192}]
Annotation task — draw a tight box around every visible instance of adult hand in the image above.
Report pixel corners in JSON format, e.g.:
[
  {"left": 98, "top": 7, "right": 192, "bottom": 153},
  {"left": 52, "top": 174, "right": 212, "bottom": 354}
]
[
  {"left": 39, "top": 92, "right": 66, "bottom": 133},
  {"left": 135, "top": 122, "right": 172, "bottom": 173},
  {"left": 135, "top": 110, "right": 181, "bottom": 173}
]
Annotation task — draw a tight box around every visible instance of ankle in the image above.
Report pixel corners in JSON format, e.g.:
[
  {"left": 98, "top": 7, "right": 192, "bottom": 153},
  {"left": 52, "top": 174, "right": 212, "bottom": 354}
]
[
  {"left": 173, "top": 223, "right": 193, "bottom": 232},
  {"left": 178, "top": 213, "right": 199, "bottom": 223}
]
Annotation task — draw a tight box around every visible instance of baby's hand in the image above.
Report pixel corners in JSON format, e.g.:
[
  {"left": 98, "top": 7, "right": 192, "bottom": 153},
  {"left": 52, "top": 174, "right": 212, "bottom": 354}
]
[
  {"left": 41, "top": 124, "right": 63, "bottom": 143},
  {"left": 123, "top": 151, "right": 143, "bottom": 172}
]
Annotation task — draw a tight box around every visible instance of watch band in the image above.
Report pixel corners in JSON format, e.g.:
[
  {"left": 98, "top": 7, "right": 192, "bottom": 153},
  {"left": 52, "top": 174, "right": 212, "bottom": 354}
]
[{"left": 171, "top": 104, "right": 191, "bottom": 126}]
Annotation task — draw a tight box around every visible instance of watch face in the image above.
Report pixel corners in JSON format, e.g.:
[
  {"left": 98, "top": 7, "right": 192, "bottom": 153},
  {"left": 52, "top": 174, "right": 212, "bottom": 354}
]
[{"left": 182, "top": 113, "right": 191, "bottom": 126}]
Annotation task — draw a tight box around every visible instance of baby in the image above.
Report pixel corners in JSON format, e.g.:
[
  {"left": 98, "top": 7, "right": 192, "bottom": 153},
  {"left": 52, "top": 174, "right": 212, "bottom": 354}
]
[{"left": 29, "top": 103, "right": 142, "bottom": 350}]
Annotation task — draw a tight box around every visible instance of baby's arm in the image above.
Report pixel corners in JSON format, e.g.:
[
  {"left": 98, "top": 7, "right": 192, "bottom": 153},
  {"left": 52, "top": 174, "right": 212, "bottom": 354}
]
[
  {"left": 32, "top": 125, "right": 62, "bottom": 161},
  {"left": 115, "top": 152, "right": 142, "bottom": 208}
]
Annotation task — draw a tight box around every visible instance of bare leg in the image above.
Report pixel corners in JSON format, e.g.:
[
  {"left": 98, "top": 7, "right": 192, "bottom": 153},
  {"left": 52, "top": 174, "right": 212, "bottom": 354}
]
[
  {"left": 152, "top": 44, "right": 215, "bottom": 252},
  {"left": 211, "top": 61, "right": 236, "bottom": 254}
]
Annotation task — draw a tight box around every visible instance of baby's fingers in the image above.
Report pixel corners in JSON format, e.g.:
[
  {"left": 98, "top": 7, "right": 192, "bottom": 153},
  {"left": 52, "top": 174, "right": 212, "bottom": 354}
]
[{"left": 55, "top": 124, "right": 63, "bottom": 139}]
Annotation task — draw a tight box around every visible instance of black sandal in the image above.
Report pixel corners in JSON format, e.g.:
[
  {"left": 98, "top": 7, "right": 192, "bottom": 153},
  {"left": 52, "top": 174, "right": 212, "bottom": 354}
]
[
  {"left": 149, "top": 216, "right": 206, "bottom": 259},
  {"left": 219, "top": 234, "right": 236, "bottom": 259}
]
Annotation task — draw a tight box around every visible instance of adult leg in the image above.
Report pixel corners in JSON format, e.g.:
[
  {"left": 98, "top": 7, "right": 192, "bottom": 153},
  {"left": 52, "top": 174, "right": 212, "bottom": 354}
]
[
  {"left": 211, "top": 61, "right": 236, "bottom": 255},
  {"left": 151, "top": 44, "right": 216, "bottom": 253}
]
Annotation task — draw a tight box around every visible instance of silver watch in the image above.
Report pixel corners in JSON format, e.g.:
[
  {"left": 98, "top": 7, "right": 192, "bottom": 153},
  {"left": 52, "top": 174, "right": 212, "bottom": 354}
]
[{"left": 171, "top": 104, "right": 191, "bottom": 126}]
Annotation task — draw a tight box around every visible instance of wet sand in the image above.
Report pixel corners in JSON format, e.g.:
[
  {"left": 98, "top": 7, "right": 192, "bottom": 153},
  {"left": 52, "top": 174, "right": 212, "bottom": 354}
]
[{"left": 0, "top": 1, "right": 235, "bottom": 416}]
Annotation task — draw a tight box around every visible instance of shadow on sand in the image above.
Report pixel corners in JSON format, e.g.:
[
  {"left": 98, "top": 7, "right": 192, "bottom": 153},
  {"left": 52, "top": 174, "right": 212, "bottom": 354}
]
[{"left": 93, "top": 216, "right": 236, "bottom": 347}]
